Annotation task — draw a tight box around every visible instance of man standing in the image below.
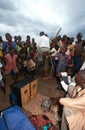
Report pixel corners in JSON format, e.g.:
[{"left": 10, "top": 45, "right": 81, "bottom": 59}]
[
  {"left": 73, "top": 33, "right": 85, "bottom": 75},
  {"left": 37, "top": 31, "right": 50, "bottom": 64},
  {"left": 38, "top": 31, "right": 50, "bottom": 50}
]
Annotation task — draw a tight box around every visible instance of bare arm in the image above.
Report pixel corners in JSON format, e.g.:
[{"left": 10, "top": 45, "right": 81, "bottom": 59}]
[{"left": 60, "top": 90, "right": 85, "bottom": 111}]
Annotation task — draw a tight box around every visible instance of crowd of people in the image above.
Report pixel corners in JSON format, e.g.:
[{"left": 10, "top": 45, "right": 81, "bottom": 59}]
[
  {"left": 0, "top": 31, "right": 85, "bottom": 130},
  {"left": 0, "top": 33, "right": 39, "bottom": 94}
]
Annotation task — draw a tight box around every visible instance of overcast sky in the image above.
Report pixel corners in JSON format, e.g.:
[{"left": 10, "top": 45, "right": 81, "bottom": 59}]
[{"left": 0, "top": 0, "right": 85, "bottom": 41}]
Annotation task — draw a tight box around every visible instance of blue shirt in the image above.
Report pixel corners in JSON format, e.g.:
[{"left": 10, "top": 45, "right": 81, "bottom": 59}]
[{"left": 2, "top": 41, "right": 16, "bottom": 54}]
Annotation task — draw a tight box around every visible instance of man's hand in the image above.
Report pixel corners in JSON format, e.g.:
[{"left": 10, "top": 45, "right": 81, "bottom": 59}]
[
  {"left": 71, "top": 85, "right": 81, "bottom": 98},
  {"left": 77, "top": 88, "right": 85, "bottom": 97}
]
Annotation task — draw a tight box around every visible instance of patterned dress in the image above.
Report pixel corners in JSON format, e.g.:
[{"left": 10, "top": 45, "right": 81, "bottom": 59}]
[{"left": 57, "top": 53, "right": 68, "bottom": 73}]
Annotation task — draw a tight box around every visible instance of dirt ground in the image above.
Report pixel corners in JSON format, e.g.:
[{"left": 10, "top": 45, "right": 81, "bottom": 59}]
[
  {"left": 0, "top": 67, "right": 65, "bottom": 129},
  {"left": 0, "top": 67, "right": 64, "bottom": 110}
]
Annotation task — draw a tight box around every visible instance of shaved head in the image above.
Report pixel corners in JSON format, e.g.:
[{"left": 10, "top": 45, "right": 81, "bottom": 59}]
[
  {"left": 77, "top": 70, "right": 85, "bottom": 78},
  {"left": 75, "top": 70, "right": 85, "bottom": 88}
]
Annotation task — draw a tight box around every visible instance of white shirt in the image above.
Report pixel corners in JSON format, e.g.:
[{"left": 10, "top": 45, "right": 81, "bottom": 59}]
[
  {"left": 80, "top": 62, "right": 85, "bottom": 70},
  {"left": 0, "top": 63, "right": 3, "bottom": 80},
  {"left": 38, "top": 35, "right": 50, "bottom": 48},
  {"left": 60, "top": 72, "right": 75, "bottom": 92},
  {"left": 50, "top": 48, "right": 57, "bottom": 56},
  {"left": 0, "top": 70, "right": 2, "bottom": 80}
]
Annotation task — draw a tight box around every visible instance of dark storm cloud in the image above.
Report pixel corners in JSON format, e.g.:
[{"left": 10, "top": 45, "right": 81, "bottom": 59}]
[
  {"left": 62, "top": 0, "right": 85, "bottom": 37},
  {"left": 0, "top": 0, "right": 62, "bottom": 39},
  {"left": 13, "top": 14, "right": 59, "bottom": 38},
  {"left": 0, "top": 10, "right": 17, "bottom": 26},
  {"left": 0, "top": 0, "right": 17, "bottom": 10},
  {"left": 0, "top": 0, "right": 85, "bottom": 40},
  {"left": 0, "top": 0, "right": 19, "bottom": 27}
]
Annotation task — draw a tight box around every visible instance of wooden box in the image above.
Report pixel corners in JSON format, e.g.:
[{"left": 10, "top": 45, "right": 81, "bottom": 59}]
[
  {"left": 30, "top": 79, "right": 38, "bottom": 99},
  {"left": 20, "top": 84, "right": 30, "bottom": 107}
]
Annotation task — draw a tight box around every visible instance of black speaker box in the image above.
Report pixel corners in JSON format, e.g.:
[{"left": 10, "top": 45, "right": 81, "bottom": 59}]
[{"left": 10, "top": 77, "right": 37, "bottom": 107}]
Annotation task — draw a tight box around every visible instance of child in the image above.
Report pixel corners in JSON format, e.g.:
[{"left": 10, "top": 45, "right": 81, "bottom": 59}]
[
  {"left": 50, "top": 42, "right": 58, "bottom": 57},
  {"left": 30, "top": 46, "right": 39, "bottom": 67},
  {"left": 4, "top": 47, "right": 19, "bottom": 83},
  {"left": 49, "top": 42, "right": 60, "bottom": 77},
  {"left": 0, "top": 62, "right": 6, "bottom": 94},
  {"left": 17, "top": 47, "right": 27, "bottom": 72},
  {"left": 2, "top": 33, "right": 16, "bottom": 54},
  {"left": 56, "top": 46, "right": 69, "bottom": 73},
  {"left": 55, "top": 47, "right": 70, "bottom": 88},
  {"left": 23, "top": 54, "right": 36, "bottom": 78}
]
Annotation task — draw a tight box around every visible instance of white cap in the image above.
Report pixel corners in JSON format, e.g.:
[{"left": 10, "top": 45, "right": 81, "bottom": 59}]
[{"left": 0, "top": 63, "right": 3, "bottom": 68}]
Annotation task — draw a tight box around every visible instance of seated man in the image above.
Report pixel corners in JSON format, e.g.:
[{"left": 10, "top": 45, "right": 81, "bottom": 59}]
[{"left": 59, "top": 70, "right": 85, "bottom": 130}]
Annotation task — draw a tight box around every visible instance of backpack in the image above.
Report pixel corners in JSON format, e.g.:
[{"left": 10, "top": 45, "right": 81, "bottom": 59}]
[{"left": 29, "top": 114, "right": 52, "bottom": 130}]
